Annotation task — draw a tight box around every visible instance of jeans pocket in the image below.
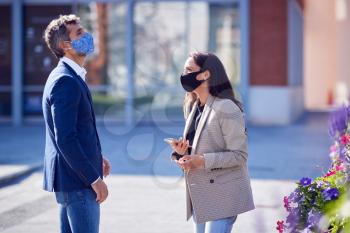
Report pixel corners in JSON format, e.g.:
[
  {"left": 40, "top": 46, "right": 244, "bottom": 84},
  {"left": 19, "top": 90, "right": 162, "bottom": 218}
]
[
  {"left": 66, "top": 190, "right": 87, "bottom": 205},
  {"left": 55, "top": 192, "right": 66, "bottom": 205},
  {"left": 76, "top": 191, "right": 85, "bottom": 201},
  {"left": 77, "top": 189, "right": 97, "bottom": 203}
]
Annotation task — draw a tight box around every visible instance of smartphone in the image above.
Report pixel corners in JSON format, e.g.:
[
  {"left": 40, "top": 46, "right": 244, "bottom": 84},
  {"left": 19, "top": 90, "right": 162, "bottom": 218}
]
[{"left": 164, "top": 138, "right": 177, "bottom": 144}]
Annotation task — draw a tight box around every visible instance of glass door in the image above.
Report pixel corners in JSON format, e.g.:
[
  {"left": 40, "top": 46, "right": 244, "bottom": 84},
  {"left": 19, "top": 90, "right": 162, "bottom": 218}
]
[
  {"left": 21, "top": 0, "right": 241, "bottom": 123},
  {"left": 133, "top": 1, "right": 241, "bottom": 123},
  {"left": 0, "top": 5, "right": 12, "bottom": 118},
  {"left": 23, "top": 5, "right": 72, "bottom": 116}
]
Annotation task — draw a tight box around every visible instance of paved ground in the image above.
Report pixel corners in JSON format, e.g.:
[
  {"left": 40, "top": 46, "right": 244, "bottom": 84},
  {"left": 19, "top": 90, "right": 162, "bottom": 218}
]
[
  {"left": 0, "top": 164, "right": 41, "bottom": 186},
  {"left": 0, "top": 173, "right": 295, "bottom": 233},
  {"left": 0, "top": 112, "right": 333, "bottom": 232}
]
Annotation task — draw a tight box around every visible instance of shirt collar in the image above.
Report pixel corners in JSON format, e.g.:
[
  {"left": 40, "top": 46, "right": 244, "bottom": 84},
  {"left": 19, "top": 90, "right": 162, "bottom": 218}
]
[{"left": 61, "top": 57, "right": 87, "bottom": 82}]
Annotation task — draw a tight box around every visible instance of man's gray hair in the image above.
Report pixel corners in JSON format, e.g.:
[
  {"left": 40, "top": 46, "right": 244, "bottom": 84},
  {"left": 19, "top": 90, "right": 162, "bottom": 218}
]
[{"left": 43, "top": 14, "right": 80, "bottom": 59}]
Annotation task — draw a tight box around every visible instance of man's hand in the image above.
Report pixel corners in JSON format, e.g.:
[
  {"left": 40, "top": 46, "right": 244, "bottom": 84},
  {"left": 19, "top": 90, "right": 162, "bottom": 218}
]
[
  {"left": 102, "top": 156, "right": 111, "bottom": 177},
  {"left": 91, "top": 179, "right": 108, "bottom": 204}
]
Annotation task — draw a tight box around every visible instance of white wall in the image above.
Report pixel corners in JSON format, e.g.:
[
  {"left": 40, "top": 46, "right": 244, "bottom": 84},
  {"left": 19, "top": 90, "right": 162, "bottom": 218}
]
[
  {"left": 335, "top": 0, "right": 350, "bottom": 105},
  {"left": 249, "top": 86, "right": 304, "bottom": 125},
  {"left": 304, "top": 0, "right": 337, "bottom": 110}
]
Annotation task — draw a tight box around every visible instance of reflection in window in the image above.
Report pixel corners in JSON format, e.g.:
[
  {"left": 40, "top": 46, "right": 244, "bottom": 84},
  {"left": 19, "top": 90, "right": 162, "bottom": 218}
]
[
  {"left": 78, "top": 3, "right": 127, "bottom": 117},
  {"left": 0, "top": 5, "right": 12, "bottom": 117},
  {"left": 20, "top": 1, "right": 240, "bottom": 121},
  {"left": 209, "top": 3, "right": 240, "bottom": 91},
  {"left": 23, "top": 5, "right": 72, "bottom": 116},
  {"left": 134, "top": 2, "right": 241, "bottom": 121}
]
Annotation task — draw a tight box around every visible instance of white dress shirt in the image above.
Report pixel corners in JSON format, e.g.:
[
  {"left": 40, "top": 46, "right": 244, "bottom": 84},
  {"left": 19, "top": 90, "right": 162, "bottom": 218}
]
[
  {"left": 61, "top": 57, "right": 87, "bottom": 82},
  {"left": 60, "top": 56, "right": 101, "bottom": 185}
]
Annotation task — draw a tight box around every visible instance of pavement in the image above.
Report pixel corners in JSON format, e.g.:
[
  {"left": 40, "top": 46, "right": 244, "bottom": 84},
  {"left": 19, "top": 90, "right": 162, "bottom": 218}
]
[
  {"left": 0, "top": 173, "right": 296, "bottom": 233},
  {"left": 0, "top": 112, "right": 333, "bottom": 232},
  {"left": 0, "top": 164, "right": 42, "bottom": 187}
]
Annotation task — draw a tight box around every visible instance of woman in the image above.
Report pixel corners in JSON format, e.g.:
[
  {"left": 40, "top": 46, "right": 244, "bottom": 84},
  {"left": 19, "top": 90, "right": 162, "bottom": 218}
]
[{"left": 169, "top": 52, "right": 255, "bottom": 233}]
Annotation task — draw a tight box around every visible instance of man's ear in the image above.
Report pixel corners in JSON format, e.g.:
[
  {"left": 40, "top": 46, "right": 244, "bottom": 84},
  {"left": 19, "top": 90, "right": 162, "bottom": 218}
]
[{"left": 59, "top": 40, "right": 71, "bottom": 52}]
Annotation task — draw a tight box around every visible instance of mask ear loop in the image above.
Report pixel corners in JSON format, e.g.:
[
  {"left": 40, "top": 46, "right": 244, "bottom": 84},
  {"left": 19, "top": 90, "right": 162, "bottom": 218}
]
[{"left": 63, "top": 41, "right": 73, "bottom": 50}]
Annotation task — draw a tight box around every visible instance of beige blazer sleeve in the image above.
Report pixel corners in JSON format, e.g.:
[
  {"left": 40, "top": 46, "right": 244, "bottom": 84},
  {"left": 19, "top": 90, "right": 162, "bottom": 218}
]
[{"left": 203, "top": 99, "right": 248, "bottom": 170}]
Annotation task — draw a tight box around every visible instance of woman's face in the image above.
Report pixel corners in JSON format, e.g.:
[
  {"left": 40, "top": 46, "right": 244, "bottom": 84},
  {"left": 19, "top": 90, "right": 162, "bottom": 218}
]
[
  {"left": 181, "top": 56, "right": 210, "bottom": 97},
  {"left": 183, "top": 57, "right": 209, "bottom": 81},
  {"left": 182, "top": 57, "right": 209, "bottom": 94},
  {"left": 183, "top": 57, "right": 201, "bottom": 74}
]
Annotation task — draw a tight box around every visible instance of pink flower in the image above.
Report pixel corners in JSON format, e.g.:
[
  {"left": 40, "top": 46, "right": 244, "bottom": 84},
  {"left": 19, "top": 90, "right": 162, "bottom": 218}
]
[
  {"left": 283, "top": 196, "right": 291, "bottom": 211},
  {"left": 325, "top": 164, "right": 344, "bottom": 177},
  {"left": 325, "top": 170, "right": 336, "bottom": 177},
  {"left": 336, "top": 165, "right": 344, "bottom": 171},
  {"left": 340, "top": 134, "right": 350, "bottom": 145},
  {"left": 330, "top": 145, "right": 337, "bottom": 152},
  {"left": 276, "top": 220, "right": 285, "bottom": 233}
]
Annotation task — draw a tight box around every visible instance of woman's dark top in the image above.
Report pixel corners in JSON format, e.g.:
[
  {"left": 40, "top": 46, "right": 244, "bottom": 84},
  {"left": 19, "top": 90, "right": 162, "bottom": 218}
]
[
  {"left": 186, "top": 104, "right": 205, "bottom": 154},
  {"left": 171, "top": 103, "right": 205, "bottom": 160}
]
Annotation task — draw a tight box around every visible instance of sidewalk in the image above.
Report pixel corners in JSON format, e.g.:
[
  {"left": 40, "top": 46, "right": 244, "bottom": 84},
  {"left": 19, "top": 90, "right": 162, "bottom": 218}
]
[
  {"left": 0, "top": 164, "right": 41, "bottom": 186},
  {"left": 0, "top": 112, "right": 332, "bottom": 232},
  {"left": 0, "top": 173, "right": 295, "bottom": 233}
]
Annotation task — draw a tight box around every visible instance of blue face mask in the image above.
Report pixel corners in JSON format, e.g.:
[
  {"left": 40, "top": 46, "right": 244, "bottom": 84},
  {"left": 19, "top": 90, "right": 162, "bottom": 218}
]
[{"left": 71, "top": 32, "right": 94, "bottom": 55}]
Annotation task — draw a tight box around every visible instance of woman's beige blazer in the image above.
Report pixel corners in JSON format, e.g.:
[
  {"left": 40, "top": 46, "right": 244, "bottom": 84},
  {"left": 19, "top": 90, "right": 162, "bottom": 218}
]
[{"left": 182, "top": 95, "right": 255, "bottom": 223}]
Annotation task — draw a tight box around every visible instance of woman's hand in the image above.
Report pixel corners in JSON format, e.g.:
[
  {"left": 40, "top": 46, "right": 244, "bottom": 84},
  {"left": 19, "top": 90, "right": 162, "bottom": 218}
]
[
  {"left": 177, "top": 154, "right": 205, "bottom": 171},
  {"left": 170, "top": 138, "right": 189, "bottom": 156}
]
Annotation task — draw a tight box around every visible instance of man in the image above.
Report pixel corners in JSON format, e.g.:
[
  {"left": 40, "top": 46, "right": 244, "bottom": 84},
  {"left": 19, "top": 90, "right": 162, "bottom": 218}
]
[{"left": 42, "top": 14, "right": 110, "bottom": 233}]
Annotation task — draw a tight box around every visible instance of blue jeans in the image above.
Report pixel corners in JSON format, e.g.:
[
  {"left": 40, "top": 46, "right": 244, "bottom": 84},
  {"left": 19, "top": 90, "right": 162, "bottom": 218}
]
[
  {"left": 55, "top": 189, "right": 100, "bottom": 233},
  {"left": 194, "top": 216, "right": 238, "bottom": 233}
]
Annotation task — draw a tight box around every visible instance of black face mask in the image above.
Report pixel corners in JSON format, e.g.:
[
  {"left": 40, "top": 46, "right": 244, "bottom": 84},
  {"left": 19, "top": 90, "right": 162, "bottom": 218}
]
[{"left": 180, "top": 70, "right": 207, "bottom": 92}]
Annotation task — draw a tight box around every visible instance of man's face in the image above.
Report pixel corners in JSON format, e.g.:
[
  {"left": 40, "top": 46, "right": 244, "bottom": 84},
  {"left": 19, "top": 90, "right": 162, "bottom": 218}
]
[
  {"left": 63, "top": 23, "right": 86, "bottom": 57},
  {"left": 67, "top": 23, "right": 85, "bottom": 41}
]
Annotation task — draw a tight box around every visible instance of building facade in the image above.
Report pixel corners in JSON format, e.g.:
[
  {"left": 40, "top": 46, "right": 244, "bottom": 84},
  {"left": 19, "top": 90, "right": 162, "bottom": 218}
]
[{"left": 2, "top": 0, "right": 340, "bottom": 126}]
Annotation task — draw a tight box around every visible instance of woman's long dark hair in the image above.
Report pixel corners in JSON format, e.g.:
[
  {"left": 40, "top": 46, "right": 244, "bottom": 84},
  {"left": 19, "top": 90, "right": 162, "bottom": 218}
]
[{"left": 183, "top": 52, "right": 243, "bottom": 112}]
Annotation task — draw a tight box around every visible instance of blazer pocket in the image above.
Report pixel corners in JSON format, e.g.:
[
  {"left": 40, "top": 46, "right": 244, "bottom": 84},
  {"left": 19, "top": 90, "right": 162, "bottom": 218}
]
[{"left": 215, "top": 167, "right": 243, "bottom": 184}]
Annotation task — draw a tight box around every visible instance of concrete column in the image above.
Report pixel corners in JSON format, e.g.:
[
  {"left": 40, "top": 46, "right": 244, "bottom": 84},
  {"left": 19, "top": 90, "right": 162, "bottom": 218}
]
[
  {"left": 239, "top": 0, "right": 250, "bottom": 116},
  {"left": 11, "top": 0, "right": 23, "bottom": 126},
  {"left": 125, "top": 0, "right": 135, "bottom": 126}
]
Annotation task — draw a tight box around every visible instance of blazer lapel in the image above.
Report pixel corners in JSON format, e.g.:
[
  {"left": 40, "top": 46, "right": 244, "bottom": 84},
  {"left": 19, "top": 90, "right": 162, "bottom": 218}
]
[
  {"left": 183, "top": 100, "right": 199, "bottom": 139},
  {"left": 62, "top": 62, "right": 94, "bottom": 107},
  {"left": 191, "top": 95, "right": 215, "bottom": 154},
  {"left": 62, "top": 61, "right": 102, "bottom": 150}
]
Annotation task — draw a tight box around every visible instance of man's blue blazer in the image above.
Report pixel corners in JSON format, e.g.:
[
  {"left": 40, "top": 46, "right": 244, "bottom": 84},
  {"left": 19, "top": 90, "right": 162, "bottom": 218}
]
[{"left": 42, "top": 61, "right": 103, "bottom": 192}]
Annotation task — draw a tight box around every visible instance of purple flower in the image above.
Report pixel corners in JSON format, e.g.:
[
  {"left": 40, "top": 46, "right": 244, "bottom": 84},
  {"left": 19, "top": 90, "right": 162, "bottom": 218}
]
[
  {"left": 306, "top": 210, "right": 322, "bottom": 228},
  {"left": 322, "top": 187, "right": 340, "bottom": 201},
  {"left": 329, "top": 105, "right": 350, "bottom": 137},
  {"left": 288, "top": 191, "right": 298, "bottom": 202},
  {"left": 339, "top": 144, "right": 347, "bottom": 161},
  {"left": 300, "top": 177, "right": 312, "bottom": 186},
  {"left": 286, "top": 208, "right": 299, "bottom": 229},
  {"left": 316, "top": 180, "right": 330, "bottom": 190},
  {"left": 289, "top": 189, "right": 304, "bottom": 203}
]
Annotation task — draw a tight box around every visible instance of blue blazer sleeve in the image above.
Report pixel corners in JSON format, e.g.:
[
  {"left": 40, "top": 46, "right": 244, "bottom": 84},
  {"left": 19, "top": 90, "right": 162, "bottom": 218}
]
[{"left": 50, "top": 76, "right": 100, "bottom": 185}]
